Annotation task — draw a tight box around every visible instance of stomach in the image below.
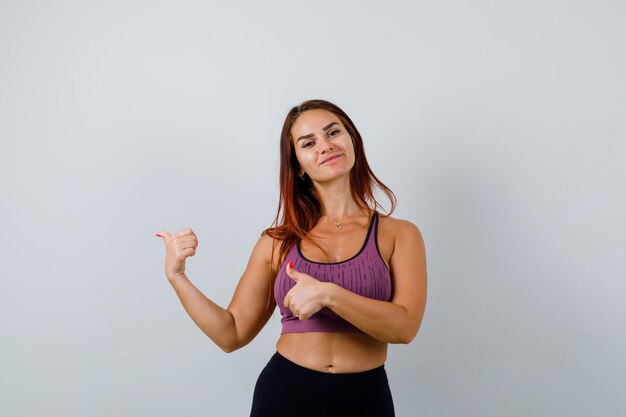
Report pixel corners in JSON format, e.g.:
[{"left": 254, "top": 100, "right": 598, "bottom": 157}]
[{"left": 275, "top": 331, "right": 388, "bottom": 374}]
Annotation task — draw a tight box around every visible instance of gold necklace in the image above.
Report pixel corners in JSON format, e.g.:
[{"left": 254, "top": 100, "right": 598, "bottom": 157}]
[
  {"left": 324, "top": 214, "right": 346, "bottom": 230},
  {"left": 323, "top": 210, "right": 360, "bottom": 230}
]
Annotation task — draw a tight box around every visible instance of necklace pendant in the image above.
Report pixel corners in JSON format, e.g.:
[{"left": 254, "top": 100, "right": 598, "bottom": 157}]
[{"left": 336, "top": 223, "right": 343, "bottom": 230}]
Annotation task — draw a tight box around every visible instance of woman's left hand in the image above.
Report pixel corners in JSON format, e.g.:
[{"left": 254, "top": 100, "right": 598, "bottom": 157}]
[{"left": 284, "top": 262, "right": 329, "bottom": 320}]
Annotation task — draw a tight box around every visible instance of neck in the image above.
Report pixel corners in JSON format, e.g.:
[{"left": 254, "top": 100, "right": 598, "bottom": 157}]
[{"left": 312, "top": 175, "right": 367, "bottom": 220}]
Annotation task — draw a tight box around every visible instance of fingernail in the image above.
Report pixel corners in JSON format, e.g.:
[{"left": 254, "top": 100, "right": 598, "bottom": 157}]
[
  {"left": 288, "top": 261, "right": 293, "bottom": 269},
  {"left": 155, "top": 234, "right": 161, "bottom": 237}
]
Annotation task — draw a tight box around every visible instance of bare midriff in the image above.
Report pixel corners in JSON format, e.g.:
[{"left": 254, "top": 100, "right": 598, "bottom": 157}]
[{"left": 275, "top": 331, "right": 388, "bottom": 374}]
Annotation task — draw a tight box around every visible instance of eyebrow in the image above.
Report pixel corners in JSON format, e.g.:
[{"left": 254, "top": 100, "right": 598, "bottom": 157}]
[{"left": 296, "top": 122, "right": 340, "bottom": 142}]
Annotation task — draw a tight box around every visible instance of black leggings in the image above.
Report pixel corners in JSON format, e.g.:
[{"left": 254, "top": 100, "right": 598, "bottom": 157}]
[{"left": 249, "top": 351, "right": 395, "bottom": 417}]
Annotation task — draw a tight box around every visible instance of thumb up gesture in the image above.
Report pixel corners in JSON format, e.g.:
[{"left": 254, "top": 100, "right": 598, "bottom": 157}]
[{"left": 155, "top": 228, "right": 198, "bottom": 281}]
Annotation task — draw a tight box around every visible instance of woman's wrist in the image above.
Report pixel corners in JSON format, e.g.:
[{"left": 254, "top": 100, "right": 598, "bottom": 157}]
[
  {"left": 321, "top": 282, "right": 339, "bottom": 308},
  {"left": 168, "top": 272, "right": 188, "bottom": 285}
]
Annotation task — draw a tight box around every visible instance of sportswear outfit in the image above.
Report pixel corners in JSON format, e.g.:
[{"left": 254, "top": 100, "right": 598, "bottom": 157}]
[{"left": 249, "top": 211, "right": 395, "bottom": 417}]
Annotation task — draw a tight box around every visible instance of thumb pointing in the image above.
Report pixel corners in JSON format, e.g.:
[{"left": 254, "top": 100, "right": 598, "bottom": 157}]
[
  {"left": 286, "top": 261, "right": 298, "bottom": 282},
  {"left": 155, "top": 231, "right": 171, "bottom": 245}
]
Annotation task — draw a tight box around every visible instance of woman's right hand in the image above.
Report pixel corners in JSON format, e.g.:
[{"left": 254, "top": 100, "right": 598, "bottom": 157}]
[{"left": 155, "top": 228, "right": 198, "bottom": 281}]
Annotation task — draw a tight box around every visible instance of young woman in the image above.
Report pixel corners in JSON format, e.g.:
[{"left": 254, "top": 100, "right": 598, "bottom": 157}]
[{"left": 156, "top": 99, "right": 427, "bottom": 417}]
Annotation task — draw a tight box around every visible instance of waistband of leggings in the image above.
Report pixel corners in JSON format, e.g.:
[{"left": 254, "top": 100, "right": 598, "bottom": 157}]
[{"left": 267, "top": 351, "right": 388, "bottom": 392}]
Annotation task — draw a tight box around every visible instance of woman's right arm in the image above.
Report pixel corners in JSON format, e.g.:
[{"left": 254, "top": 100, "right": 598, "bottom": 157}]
[{"left": 158, "top": 229, "right": 278, "bottom": 353}]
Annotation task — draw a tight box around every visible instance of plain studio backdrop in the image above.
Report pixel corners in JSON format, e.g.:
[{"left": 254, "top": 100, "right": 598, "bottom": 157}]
[{"left": 1, "top": 1, "right": 624, "bottom": 416}]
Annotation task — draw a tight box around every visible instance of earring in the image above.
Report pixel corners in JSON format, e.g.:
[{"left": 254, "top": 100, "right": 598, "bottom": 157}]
[{"left": 298, "top": 172, "right": 305, "bottom": 180}]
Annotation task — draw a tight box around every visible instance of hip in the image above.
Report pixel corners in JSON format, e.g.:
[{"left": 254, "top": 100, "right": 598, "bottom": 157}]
[{"left": 250, "top": 351, "right": 395, "bottom": 417}]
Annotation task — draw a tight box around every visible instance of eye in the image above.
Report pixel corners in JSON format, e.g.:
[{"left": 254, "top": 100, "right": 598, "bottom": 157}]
[
  {"left": 302, "top": 141, "right": 314, "bottom": 148},
  {"left": 329, "top": 129, "right": 340, "bottom": 137}
]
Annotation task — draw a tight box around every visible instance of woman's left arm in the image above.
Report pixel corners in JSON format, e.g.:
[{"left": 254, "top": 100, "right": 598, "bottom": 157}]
[{"left": 323, "top": 220, "right": 427, "bottom": 344}]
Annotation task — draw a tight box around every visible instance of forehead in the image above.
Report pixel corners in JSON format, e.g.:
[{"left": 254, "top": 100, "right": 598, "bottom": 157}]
[{"left": 291, "top": 109, "right": 342, "bottom": 137}]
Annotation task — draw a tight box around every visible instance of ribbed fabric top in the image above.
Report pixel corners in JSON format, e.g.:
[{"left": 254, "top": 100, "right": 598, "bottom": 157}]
[{"left": 274, "top": 211, "right": 392, "bottom": 334}]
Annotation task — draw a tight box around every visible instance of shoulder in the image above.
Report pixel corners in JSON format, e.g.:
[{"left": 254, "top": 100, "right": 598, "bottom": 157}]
[
  {"left": 257, "top": 230, "right": 286, "bottom": 273},
  {"left": 257, "top": 230, "right": 282, "bottom": 255},
  {"left": 378, "top": 213, "right": 422, "bottom": 235},
  {"left": 378, "top": 214, "right": 425, "bottom": 253}
]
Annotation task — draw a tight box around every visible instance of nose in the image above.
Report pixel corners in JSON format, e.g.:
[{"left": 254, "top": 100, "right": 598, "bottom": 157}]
[{"left": 318, "top": 136, "right": 334, "bottom": 153}]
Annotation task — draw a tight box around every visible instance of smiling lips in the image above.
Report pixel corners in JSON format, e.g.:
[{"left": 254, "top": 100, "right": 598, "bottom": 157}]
[{"left": 320, "top": 154, "right": 343, "bottom": 165}]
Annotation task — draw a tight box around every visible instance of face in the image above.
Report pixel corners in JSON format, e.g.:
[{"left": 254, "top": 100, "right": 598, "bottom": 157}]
[{"left": 290, "top": 109, "right": 356, "bottom": 183}]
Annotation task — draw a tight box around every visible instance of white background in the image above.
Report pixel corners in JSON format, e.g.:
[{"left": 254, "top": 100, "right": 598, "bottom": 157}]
[{"left": 1, "top": 1, "right": 625, "bottom": 416}]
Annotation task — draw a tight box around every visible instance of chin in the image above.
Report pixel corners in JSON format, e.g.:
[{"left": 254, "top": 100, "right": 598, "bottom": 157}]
[{"left": 315, "top": 171, "right": 352, "bottom": 183}]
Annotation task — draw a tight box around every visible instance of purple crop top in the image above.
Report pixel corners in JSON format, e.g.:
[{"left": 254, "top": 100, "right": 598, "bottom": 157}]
[{"left": 273, "top": 211, "right": 392, "bottom": 334}]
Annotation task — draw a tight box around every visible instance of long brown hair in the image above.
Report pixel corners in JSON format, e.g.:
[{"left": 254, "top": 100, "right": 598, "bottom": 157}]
[{"left": 261, "top": 99, "right": 396, "bottom": 304}]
